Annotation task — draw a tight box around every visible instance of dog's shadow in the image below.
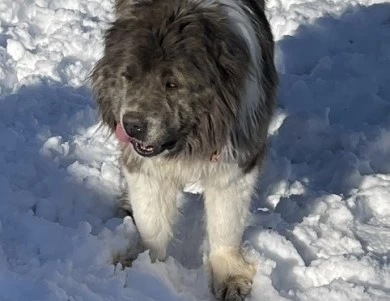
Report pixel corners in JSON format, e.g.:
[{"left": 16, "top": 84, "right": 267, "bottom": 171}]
[{"left": 243, "top": 2, "right": 390, "bottom": 295}]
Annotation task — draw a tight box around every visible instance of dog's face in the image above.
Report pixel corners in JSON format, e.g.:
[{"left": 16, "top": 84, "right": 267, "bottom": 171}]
[
  {"left": 91, "top": 1, "right": 250, "bottom": 158},
  {"left": 115, "top": 54, "right": 217, "bottom": 158}
]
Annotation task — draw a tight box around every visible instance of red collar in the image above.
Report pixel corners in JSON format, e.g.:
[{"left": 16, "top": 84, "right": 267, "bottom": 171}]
[{"left": 210, "top": 151, "right": 220, "bottom": 162}]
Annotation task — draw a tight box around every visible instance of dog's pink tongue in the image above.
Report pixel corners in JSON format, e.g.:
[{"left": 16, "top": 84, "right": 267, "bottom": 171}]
[{"left": 115, "top": 123, "right": 131, "bottom": 143}]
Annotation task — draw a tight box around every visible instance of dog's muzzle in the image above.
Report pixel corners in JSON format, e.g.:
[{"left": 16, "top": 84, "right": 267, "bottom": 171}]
[{"left": 115, "top": 123, "right": 178, "bottom": 157}]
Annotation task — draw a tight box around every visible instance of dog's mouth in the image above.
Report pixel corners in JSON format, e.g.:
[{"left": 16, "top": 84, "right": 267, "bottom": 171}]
[
  {"left": 132, "top": 139, "right": 177, "bottom": 157},
  {"left": 115, "top": 123, "right": 178, "bottom": 157},
  {"left": 131, "top": 140, "right": 158, "bottom": 157}
]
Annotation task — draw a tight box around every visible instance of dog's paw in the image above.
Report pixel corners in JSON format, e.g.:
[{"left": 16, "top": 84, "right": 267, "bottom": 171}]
[
  {"left": 208, "top": 248, "right": 256, "bottom": 301},
  {"left": 113, "top": 250, "right": 138, "bottom": 268},
  {"left": 215, "top": 275, "right": 252, "bottom": 301},
  {"left": 112, "top": 232, "right": 146, "bottom": 268},
  {"left": 148, "top": 247, "right": 168, "bottom": 263},
  {"left": 208, "top": 249, "right": 256, "bottom": 301}
]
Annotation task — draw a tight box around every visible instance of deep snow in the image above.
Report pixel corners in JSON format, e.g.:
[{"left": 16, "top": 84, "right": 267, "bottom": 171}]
[{"left": 0, "top": 0, "right": 390, "bottom": 300}]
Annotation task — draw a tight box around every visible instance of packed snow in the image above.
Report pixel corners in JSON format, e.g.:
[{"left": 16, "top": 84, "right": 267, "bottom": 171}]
[{"left": 0, "top": 0, "right": 390, "bottom": 300}]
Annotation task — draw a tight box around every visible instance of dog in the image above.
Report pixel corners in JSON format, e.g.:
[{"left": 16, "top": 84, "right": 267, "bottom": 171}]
[{"left": 91, "top": 0, "right": 277, "bottom": 300}]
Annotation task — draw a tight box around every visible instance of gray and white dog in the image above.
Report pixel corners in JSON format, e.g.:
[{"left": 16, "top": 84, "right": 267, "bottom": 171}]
[{"left": 91, "top": 0, "right": 277, "bottom": 300}]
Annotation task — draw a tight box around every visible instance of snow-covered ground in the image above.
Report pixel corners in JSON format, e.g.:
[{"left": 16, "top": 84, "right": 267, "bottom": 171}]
[{"left": 0, "top": 0, "right": 390, "bottom": 300}]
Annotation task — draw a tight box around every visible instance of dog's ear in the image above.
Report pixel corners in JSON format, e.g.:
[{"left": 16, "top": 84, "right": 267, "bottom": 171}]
[
  {"left": 201, "top": 17, "right": 276, "bottom": 168},
  {"left": 90, "top": 59, "right": 117, "bottom": 131}
]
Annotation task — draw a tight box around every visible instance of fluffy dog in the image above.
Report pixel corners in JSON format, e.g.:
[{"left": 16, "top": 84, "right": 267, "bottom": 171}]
[{"left": 91, "top": 0, "right": 277, "bottom": 299}]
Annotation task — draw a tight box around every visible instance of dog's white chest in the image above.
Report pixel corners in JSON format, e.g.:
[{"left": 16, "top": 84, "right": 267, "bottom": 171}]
[{"left": 183, "top": 181, "right": 204, "bottom": 194}]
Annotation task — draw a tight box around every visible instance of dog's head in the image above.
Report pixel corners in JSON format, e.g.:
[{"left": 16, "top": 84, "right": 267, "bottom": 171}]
[{"left": 91, "top": 1, "right": 252, "bottom": 159}]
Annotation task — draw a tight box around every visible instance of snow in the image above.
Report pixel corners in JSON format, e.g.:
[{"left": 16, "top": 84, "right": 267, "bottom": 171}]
[{"left": 0, "top": 0, "right": 390, "bottom": 300}]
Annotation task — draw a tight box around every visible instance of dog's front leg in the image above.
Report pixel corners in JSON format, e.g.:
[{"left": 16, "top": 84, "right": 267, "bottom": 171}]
[
  {"left": 204, "top": 168, "right": 258, "bottom": 301},
  {"left": 124, "top": 170, "right": 179, "bottom": 262}
]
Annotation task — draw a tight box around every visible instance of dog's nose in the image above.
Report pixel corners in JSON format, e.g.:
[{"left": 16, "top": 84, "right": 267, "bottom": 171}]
[{"left": 122, "top": 112, "right": 147, "bottom": 141}]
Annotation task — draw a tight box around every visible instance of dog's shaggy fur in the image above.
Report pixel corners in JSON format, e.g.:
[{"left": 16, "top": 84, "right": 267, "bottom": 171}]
[{"left": 91, "top": 0, "right": 277, "bottom": 299}]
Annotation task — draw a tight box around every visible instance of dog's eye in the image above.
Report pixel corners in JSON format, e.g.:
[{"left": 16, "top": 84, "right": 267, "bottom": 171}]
[
  {"left": 122, "top": 71, "right": 133, "bottom": 81},
  {"left": 122, "top": 72, "right": 131, "bottom": 80},
  {"left": 166, "top": 82, "right": 178, "bottom": 89},
  {"left": 122, "top": 65, "right": 136, "bottom": 81}
]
